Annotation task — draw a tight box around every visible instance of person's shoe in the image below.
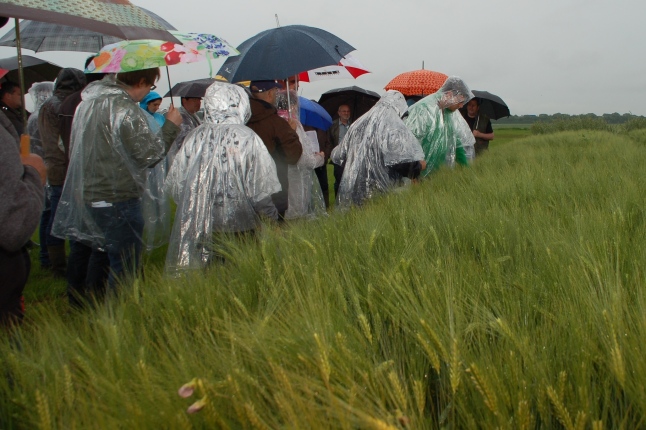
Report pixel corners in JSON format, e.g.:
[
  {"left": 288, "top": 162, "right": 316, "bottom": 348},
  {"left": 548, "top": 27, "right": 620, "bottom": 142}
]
[
  {"left": 46, "top": 245, "right": 67, "bottom": 278},
  {"left": 25, "top": 240, "right": 39, "bottom": 250}
]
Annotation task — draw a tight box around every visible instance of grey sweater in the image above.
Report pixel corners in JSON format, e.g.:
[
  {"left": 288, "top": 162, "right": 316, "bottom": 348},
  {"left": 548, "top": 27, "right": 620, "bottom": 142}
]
[{"left": 0, "top": 111, "right": 44, "bottom": 253}]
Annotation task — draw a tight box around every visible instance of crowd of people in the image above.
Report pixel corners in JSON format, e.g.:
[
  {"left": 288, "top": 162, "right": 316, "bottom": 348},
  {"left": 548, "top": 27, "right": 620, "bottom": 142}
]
[{"left": 0, "top": 60, "right": 496, "bottom": 324}]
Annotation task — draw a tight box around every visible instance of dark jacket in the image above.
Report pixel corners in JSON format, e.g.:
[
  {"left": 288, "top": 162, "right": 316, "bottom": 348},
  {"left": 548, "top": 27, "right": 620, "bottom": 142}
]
[
  {"left": 0, "top": 101, "right": 27, "bottom": 136},
  {"left": 0, "top": 111, "right": 43, "bottom": 253},
  {"left": 39, "top": 68, "right": 86, "bottom": 186},
  {"left": 246, "top": 97, "right": 302, "bottom": 215},
  {"left": 58, "top": 88, "right": 84, "bottom": 157}
]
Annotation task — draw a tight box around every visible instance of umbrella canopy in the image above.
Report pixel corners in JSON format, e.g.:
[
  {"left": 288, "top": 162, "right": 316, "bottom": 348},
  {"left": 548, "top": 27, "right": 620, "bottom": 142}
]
[
  {"left": 0, "top": 0, "right": 180, "bottom": 43},
  {"left": 163, "top": 78, "right": 216, "bottom": 98},
  {"left": 0, "top": 68, "right": 8, "bottom": 79},
  {"left": 216, "top": 25, "right": 355, "bottom": 82},
  {"left": 471, "top": 90, "right": 510, "bottom": 120},
  {"left": 297, "top": 53, "right": 369, "bottom": 83},
  {"left": 0, "top": 8, "right": 176, "bottom": 53},
  {"left": 299, "top": 96, "right": 332, "bottom": 131},
  {"left": 85, "top": 32, "right": 238, "bottom": 74},
  {"left": 0, "top": 54, "right": 61, "bottom": 88},
  {"left": 384, "top": 69, "right": 448, "bottom": 96},
  {"left": 318, "top": 86, "right": 380, "bottom": 122}
]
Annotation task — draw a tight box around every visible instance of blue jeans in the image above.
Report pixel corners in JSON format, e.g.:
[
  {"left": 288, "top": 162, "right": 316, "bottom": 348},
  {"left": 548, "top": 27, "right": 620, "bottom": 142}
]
[
  {"left": 45, "top": 185, "right": 65, "bottom": 247},
  {"left": 88, "top": 199, "right": 144, "bottom": 290},
  {"left": 67, "top": 240, "right": 110, "bottom": 307}
]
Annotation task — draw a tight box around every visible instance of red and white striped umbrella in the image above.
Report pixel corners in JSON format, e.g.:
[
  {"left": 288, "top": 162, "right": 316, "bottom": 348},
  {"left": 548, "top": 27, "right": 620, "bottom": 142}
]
[{"left": 298, "top": 53, "right": 369, "bottom": 82}]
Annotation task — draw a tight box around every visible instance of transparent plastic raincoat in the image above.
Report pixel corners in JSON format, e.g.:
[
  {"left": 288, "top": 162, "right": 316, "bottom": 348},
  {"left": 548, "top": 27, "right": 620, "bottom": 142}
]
[
  {"left": 405, "top": 76, "right": 475, "bottom": 176},
  {"left": 52, "top": 77, "right": 179, "bottom": 248},
  {"left": 330, "top": 90, "right": 425, "bottom": 208},
  {"left": 165, "top": 82, "right": 281, "bottom": 273},
  {"left": 138, "top": 91, "right": 171, "bottom": 251},
  {"left": 275, "top": 90, "right": 326, "bottom": 219},
  {"left": 26, "top": 82, "right": 54, "bottom": 157}
]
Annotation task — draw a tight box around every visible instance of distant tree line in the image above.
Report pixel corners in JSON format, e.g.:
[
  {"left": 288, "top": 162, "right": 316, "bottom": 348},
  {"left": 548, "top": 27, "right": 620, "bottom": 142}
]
[{"left": 494, "top": 113, "right": 645, "bottom": 125}]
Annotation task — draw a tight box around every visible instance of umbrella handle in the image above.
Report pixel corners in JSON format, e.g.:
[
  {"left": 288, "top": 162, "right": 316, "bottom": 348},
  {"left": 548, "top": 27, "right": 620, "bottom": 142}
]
[
  {"left": 20, "top": 134, "right": 31, "bottom": 156},
  {"left": 166, "top": 66, "right": 173, "bottom": 107}
]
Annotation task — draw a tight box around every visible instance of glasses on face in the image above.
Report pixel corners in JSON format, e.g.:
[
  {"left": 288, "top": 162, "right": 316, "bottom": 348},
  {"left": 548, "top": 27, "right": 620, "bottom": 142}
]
[{"left": 150, "top": 84, "right": 157, "bottom": 91}]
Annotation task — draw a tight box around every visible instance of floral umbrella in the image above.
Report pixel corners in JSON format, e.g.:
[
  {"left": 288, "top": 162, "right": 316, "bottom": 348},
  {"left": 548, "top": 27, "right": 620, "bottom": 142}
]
[{"left": 86, "top": 32, "right": 238, "bottom": 75}]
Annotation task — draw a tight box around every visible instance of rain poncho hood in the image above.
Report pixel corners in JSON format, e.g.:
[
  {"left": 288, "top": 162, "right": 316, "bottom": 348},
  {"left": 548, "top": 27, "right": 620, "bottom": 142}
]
[
  {"left": 139, "top": 91, "right": 165, "bottom": 127},
  {"left": 275, "top": 89, "right": 325, "bottom": 219},
  {"left": 405, "top": 76, "right": 475, "bottom": 175},
  {"left": 26, "top": 81, "right": 54, "bottom": 157},
  {"left": 52, "top": 77, "right": 179, "bottom": 247},
  {"left": 165, "top": 81, "right": 280, "bottom": 273},
  {"left": 53, "top": 68, "right": 86, "bottom": 96},
  {"left": 38, "top": 68, "right": 87, "bottom": 185},
  {"left": 330, "top": 90, "right": 424, "bottom": 208}
]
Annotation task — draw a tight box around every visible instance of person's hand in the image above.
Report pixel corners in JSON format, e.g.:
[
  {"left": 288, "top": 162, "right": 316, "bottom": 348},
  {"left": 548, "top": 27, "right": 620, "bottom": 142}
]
[
  {"left": 165, "top": 104, "right": 183, "bottom": 127},
  {"left": 287, "top": 117, "right": 299, "bottom": 131},
  {"left": 419, "top": 160, "right": 427, "bottom": 171},
  {"left": 472, "top": 130, "right": 481, "bottom": 138},
  {"left": 21, "top": 153, "right": 47, "bottom": 184}
]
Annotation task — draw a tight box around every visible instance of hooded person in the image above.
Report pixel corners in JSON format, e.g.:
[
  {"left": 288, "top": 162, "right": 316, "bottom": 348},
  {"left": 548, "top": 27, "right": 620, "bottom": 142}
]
[
  {"left": 139, "top": 91, "right": 165, "bottom": 128},
  {"left": 26, "top": 81, "right": 54, "bottom": 157},
  {"left": 52, "top": 68, "right": 181, "bottom": 291},
  {"left": 330, "top": 90, "right": 426, "bottom": 209},
  {"left": 404, "top": 76, "right": 475, "bottom": 176},
  {"left": 25, "top": 81, "right": 54, "bottom": 270},
  {"left": 38, "top": 68, "right": 87, "bottom": 277},
  {"left": 274, "top": 89, "right": 326, "bottom": 220},
  {"left": 165, "top": 81, "right": 280, "bottom": 273},
  {"left": 138, "top": 90, "right": 171, "bottom": 252}
]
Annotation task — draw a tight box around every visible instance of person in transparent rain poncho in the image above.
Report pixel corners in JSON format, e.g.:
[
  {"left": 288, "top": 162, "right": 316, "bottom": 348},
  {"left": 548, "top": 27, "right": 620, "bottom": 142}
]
[
  {"left": 330, "top": 90, "right": 426, "bottom": 209},
  {"left": 26, "top": 82, "right": 54, "bottom": 157},
  {"left": 52, "top": 69, "right": 182, "bottom": 291},
  {"left": 164, "top": 81, "right": 281, "bottom": 274},
  {"left": 137, "top": 90, "right": 173, "bottom": 252},
  {"left": 275, "top": 89, "right": 326, "bottom": 219},
  {"left": 26, "top": 82, "right": 54, "bottom": 270},
  {"left": 404, "top": 76, "right": 475, "bottom": 177}
]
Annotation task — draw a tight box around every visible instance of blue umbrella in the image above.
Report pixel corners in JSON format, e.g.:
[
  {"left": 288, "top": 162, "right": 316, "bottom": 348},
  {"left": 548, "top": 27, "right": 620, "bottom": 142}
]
[
  {"left": 217, "top": 25, "right": 355, "bottom": 82},
  {"left": 299, "top": 96, "right": 333, "bottom": 131}
]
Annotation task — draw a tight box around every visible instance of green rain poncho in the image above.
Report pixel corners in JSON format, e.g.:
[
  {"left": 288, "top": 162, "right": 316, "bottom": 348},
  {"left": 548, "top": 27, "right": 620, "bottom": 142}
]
[{"left": 405, "top": 76, "right": 475, "bottom": 177}]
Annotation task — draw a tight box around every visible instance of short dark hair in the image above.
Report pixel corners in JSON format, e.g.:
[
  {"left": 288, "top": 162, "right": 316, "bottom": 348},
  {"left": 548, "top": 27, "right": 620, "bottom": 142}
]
[
  {"left": 116, "top": 68, "right": 160, "bottom": 87},
  {"left": 0, "top": 81, "right": 20, "bottom": 99}
]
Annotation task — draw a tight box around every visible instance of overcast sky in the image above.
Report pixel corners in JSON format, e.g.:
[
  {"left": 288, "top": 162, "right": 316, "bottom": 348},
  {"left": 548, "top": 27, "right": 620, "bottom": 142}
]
[{"left": 2, "top": 0, "right": 645, "bottom": 116}]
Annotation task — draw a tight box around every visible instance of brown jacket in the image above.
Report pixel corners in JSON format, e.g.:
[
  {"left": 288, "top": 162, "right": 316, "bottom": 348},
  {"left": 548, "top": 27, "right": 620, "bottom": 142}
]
[{"left": 247, "top": 97, "right": 302, "bottom": 216}]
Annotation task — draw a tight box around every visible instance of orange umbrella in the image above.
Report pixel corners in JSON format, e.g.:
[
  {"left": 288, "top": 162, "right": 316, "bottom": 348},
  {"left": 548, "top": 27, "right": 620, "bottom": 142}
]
[{"left": 384, "top": 69, "right": 448, "bottom": 96}]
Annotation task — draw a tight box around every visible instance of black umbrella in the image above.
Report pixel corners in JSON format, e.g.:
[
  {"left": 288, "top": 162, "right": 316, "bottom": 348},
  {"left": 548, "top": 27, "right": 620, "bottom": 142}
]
[
  {"left": 163, "top": 78, "right": 217, "bottom": 98},
  {"left": 318, "top": 86, "right": 380, "bottom": 122},
  {"left": 0, "top": 54, "right": 62, "bottom": 89},
  {"left": 217, "top": 25, "right": 355, "bottom": 82},
  {"left": 471, "top": 90, "right": 510, "bottom": 120}
]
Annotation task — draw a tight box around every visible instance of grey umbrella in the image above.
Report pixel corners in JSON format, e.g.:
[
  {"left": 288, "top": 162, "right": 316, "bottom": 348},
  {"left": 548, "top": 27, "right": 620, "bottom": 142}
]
[{"left": 0, "top": 8, "right": 176, "bottom": 53}]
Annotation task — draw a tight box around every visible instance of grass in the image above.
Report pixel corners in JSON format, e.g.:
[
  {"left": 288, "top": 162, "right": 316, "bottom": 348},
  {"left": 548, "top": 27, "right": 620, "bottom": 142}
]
[{"left": 3, "top": 129, "right": 645, "bottom": 428}]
